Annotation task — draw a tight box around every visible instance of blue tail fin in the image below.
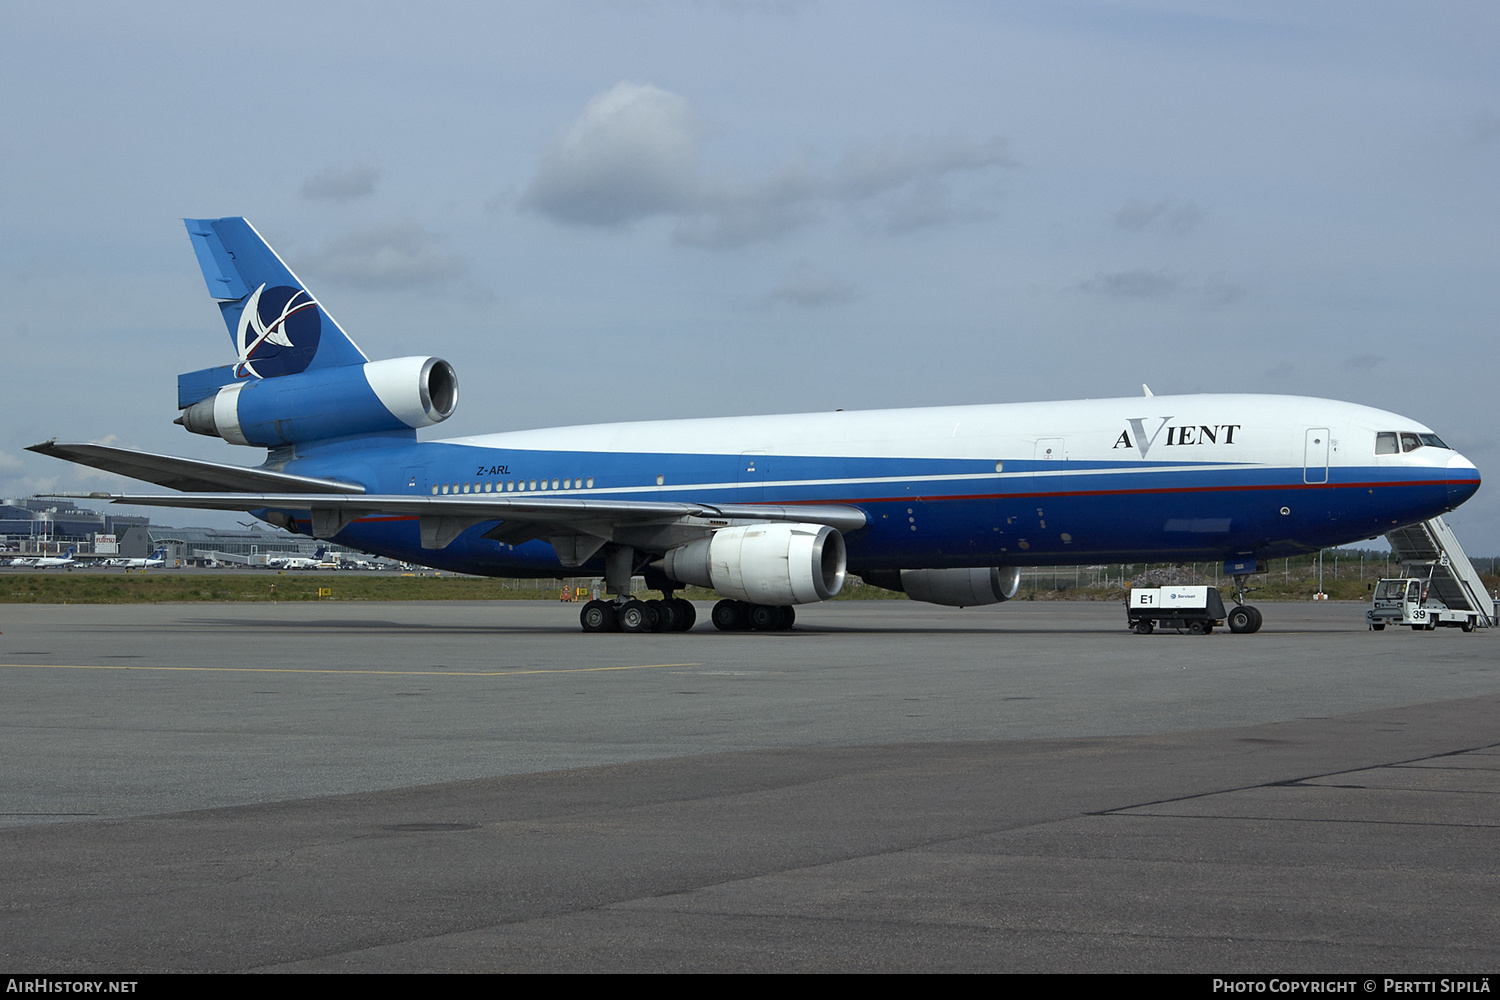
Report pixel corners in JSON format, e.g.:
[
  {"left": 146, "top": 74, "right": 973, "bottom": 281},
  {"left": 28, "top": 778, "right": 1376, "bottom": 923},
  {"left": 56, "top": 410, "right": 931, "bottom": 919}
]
[{"left": 180, "top": 218, "right": 367, "bottom": 406}]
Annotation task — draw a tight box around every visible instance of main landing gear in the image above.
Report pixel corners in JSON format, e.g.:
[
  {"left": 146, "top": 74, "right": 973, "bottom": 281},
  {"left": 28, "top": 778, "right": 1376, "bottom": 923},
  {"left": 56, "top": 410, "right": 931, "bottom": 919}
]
[
  {"left": 580, "top": 597, "right": 698, "bottom": 633},
  {"left": 1227, "top": 572, "right": 1264, "bottom": 634},
  {"left": 710, "top": 599, "right": 796, "bottom": 632},
  {"left": 579, "top": 543, "right": 698, "bottom": 633},
  {"left": 579, "top": 596, "right": 798, "bottom": 633},
  {"left": 577, "top": 542, "right": 802, "bottom": 634}
]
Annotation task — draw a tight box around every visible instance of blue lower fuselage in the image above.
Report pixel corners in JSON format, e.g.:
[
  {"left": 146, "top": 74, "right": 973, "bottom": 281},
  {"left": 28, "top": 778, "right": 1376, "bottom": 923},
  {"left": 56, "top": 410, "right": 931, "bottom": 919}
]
[{"left": 269, "top": 436, "right": 1478, "bottom": 578}]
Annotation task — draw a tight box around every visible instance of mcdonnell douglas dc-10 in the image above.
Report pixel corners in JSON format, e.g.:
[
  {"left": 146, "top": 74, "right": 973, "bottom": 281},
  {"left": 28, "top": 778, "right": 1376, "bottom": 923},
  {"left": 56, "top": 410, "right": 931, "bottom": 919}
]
[{"left": 32, "top": 218, "right": 1481, "bottom": 633}]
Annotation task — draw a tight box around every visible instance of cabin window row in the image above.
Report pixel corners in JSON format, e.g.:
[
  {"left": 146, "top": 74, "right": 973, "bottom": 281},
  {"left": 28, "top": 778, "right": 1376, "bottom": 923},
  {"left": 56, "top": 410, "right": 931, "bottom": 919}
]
[
  {"left": 432, "top": 477, "right": 597, "bottom": 495},
  {"left": 1375, "top": 432, "right": 1449, "bottom": 455}
]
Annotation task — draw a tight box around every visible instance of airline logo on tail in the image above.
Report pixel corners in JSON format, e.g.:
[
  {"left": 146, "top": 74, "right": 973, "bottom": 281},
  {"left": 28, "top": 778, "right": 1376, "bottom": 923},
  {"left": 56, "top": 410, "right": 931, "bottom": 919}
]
[{"left": 234, "top": 284, "right": 323, "bottom": 378}]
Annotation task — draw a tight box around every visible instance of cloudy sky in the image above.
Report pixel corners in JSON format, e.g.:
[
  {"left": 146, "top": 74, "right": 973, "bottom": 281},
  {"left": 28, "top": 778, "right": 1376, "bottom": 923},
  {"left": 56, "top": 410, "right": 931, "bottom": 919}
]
[{"left": 3, "top": 1, "right": 1497, "bottom": 552}]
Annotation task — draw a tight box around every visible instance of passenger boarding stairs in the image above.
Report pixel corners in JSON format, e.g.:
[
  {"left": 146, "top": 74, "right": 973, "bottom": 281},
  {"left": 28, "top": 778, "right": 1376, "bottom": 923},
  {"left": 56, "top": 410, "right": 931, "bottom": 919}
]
[{"left": 1385, "top": 516, "right": 1498, "bottom": 628}]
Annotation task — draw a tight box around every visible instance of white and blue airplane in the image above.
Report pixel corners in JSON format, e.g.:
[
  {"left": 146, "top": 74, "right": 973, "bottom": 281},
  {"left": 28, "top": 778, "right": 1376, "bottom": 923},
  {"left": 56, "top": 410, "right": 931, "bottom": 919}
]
[
  {"left": 32, "top": 217, "right": 1481, "bottom": 633},
  {"left": 29, "top": 546, "right": 78, "bottom": 569},
  {"left": 107, "top": 546, "right": 168, "bottom": 569}
]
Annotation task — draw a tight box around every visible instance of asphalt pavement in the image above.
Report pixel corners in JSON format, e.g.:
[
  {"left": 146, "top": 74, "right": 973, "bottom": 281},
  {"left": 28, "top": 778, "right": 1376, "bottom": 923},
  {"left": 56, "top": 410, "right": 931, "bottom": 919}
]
[{"left": 1, "top": 599, "right": 1495, "bottom": 972}]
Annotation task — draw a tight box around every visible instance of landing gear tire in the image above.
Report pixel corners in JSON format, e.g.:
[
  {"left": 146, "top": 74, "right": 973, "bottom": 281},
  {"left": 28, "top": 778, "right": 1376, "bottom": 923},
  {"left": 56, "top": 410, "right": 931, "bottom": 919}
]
[
  {"left": 1228, "top": 605, "right": 1264, "bottom": 634},
  {"left": 580, "top": 600, "right": 618, "bottom": 633},
  {"left": 712, "top": 599, "right": 749, "bottom": 631},
  {"left": 619, "top": 599, "right": 657, "bottom": 634},
  {"left": 778, "top": 606, "right": 795, "bottom": 630},
  {"left": 1228, "top": 606, "right": 1255, "bottom": 634},
  {"left": 650, "top": 599, "right": 679, "bottom": 633},
  {"left": 749, "top": 604, "right": 782, "bottom": 631},
  {"left": 673, "top": 598, "right": 697, "bottom": 631}
]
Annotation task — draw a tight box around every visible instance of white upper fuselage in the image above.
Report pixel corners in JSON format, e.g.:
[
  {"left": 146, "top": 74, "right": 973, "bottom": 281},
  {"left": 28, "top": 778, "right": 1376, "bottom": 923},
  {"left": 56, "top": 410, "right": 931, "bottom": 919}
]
[{"left": 436, "top": 393, "right": 1472, "bottom": 480}]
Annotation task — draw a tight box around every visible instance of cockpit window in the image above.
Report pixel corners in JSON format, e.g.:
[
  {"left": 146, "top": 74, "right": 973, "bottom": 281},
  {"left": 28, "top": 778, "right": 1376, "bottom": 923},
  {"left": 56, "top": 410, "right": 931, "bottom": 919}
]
[{"left": 1380, "top": 430, "right": 1452, "bottom": 454}]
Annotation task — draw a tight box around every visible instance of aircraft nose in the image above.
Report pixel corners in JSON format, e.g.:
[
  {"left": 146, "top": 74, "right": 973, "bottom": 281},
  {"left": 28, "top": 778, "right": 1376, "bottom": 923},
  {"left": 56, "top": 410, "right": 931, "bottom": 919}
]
[{"left": 1446, "top": 452, "right": 1481, "bottom": 509}]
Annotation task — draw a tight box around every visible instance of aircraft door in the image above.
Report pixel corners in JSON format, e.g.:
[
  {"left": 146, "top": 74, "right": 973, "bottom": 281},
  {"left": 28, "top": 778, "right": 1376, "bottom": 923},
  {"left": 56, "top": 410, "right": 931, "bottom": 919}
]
[
  {"left": 738, "top": 451, "right": 767, "bottom": 501},
  {"left": 1035, "top": 438, "right": 1066, "bottom": 462},
  {"left": 1033, "top": 438, "right": 1065, "bottom": 492},
  {"left": 1303, "top": 428, "right": 1329, "bottom": 484}
]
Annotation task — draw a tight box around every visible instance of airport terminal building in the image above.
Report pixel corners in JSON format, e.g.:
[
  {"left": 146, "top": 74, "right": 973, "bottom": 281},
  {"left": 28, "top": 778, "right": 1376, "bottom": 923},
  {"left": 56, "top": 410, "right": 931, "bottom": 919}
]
[{"left": 1, "top": 498, "right": 364, "bottom": 567}]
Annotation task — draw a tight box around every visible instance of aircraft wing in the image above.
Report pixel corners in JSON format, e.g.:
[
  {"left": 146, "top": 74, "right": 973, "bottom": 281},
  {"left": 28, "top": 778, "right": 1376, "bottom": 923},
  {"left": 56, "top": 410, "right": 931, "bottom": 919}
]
[
  {"left": 42, "top": 491, "right": 870, "bottom": 556},
  {"left": 27, "top": 441, "right": 366, "bottom": 494}
]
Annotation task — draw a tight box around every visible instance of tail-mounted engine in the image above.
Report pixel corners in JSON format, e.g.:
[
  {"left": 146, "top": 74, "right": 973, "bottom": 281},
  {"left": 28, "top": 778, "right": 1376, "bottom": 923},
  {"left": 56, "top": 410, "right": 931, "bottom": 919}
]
[
  {"left": 177, "top": 356, "right": 458, "bottom": 447},
  {"left": 661, "top": 523, "right": 847, "bottom": 605}
]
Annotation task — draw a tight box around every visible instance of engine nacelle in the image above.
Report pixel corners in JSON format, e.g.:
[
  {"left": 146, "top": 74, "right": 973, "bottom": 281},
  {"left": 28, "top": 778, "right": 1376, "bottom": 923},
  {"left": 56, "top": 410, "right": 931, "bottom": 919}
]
[
  {"left": 178, "top": 356, "right": 458, "bottom": 447},
  {"left": 661, "top": 523, "right": 847, "bottom": 605},
  {"left": 899, "top": 566, "right": 1021, "bottom": 607}
]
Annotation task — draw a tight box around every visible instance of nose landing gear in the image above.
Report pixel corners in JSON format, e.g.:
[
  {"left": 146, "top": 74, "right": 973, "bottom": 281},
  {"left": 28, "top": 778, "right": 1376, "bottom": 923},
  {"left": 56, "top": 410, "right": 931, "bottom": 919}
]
[
  {"left": 1227, "top": 573, "right": 1264, "bottom": 634},
  {"left": 1226, "top": 604, "right": 1263, "bottom": 634}
]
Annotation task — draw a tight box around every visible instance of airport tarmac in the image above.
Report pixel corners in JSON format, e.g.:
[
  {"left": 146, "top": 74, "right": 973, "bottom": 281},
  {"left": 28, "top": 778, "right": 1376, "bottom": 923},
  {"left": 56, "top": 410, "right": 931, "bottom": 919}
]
[{"left": 1, "top": 599, "right": 1496, "bottom": 972}]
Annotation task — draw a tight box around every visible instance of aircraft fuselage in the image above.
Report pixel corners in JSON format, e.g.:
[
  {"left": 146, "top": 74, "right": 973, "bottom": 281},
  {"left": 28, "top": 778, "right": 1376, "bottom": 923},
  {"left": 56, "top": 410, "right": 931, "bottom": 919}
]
[{"left": 268, "top": 393, "right": 1479, "bottom": 578}]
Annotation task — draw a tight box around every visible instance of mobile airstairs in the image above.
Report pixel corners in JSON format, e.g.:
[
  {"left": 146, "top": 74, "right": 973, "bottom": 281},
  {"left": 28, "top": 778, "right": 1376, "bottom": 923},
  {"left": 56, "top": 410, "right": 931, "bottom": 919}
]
[{"left": 1383, "top": 516, "right": 1498, "bottom": 629}]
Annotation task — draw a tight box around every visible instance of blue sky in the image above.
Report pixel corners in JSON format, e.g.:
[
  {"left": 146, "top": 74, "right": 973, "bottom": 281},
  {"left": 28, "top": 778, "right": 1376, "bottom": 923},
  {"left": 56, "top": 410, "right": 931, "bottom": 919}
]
[{"left": 3, "top": 1, "right": 1496, "bottom": 552}]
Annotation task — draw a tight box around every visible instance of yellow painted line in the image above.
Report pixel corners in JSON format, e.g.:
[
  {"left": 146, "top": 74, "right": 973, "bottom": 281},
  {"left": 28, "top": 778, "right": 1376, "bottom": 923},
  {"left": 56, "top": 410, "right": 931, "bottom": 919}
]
[{"left": 0, "top": 662, "right": 700, "bottom": 678}]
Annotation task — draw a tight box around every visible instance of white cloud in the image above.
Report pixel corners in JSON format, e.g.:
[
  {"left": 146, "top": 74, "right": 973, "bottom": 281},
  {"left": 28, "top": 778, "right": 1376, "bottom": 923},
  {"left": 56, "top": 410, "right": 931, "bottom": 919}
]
[
  {"left": 1469, "top": 109, "right": 1500, "bottom": 146},
  {"left": 521, "top": 82, "right": 1014, "bottom": 247},
  {"left": 761, "top": 262, "right": 860, "bottom": 308},
  {"left": 1200, "top": 275, "right": 1246, "bottom": 308},
  {"left": 300, "top": 164, "right": 379, "bottom": 201},
  {"left": 302, "top": 221, "right": 465, "bottom": 290},
  {"left": 1075, "top": 269, "right": 1245, "bottom": 307},
  {"left": 1077, "top": 269, "right": 1181, "bottom": 298},
  {"left": 1340, "top": 353, "right": 1383, "bottom": 372},
  {"left": 882, "top": 178, "right": 994, "bottom": 234},
  {"left": 521, "top": 82, "right": 705, "bottom": 226},
  {"left": 1115, "top": 198, "right": 1201, "bottom": 234}
]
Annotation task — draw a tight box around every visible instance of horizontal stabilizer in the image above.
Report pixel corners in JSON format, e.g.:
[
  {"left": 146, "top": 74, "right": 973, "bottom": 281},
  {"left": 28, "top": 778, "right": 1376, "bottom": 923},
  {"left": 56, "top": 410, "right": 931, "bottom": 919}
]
[
  {"left": 178, "top": 364, "right": 239, "bottom": 409},
  {"left": 27, "top": 441, "right": 366, "bottom": 495}
]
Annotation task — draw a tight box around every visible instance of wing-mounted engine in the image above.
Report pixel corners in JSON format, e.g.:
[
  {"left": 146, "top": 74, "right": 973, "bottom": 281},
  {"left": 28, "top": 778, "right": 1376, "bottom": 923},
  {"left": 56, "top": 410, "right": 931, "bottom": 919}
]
[
  {"left": 177, "top": 356, "right": 458, "bottom": 447},
  {"left": 885, "top": 566, "right": 1021, "bottom": 607},
  {"left": 660, "top": 523, "right": 847, "bottom": 605}
]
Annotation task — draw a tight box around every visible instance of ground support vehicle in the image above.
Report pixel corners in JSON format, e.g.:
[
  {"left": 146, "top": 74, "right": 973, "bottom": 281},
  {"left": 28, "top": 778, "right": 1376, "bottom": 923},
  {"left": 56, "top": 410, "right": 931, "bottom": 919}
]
[
  {"left": 1127, "top": 586, "right": 1229, "bottom": 635},
  {"left": 1367, "top": 578, "right": 1486, "bottom": 632}
]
